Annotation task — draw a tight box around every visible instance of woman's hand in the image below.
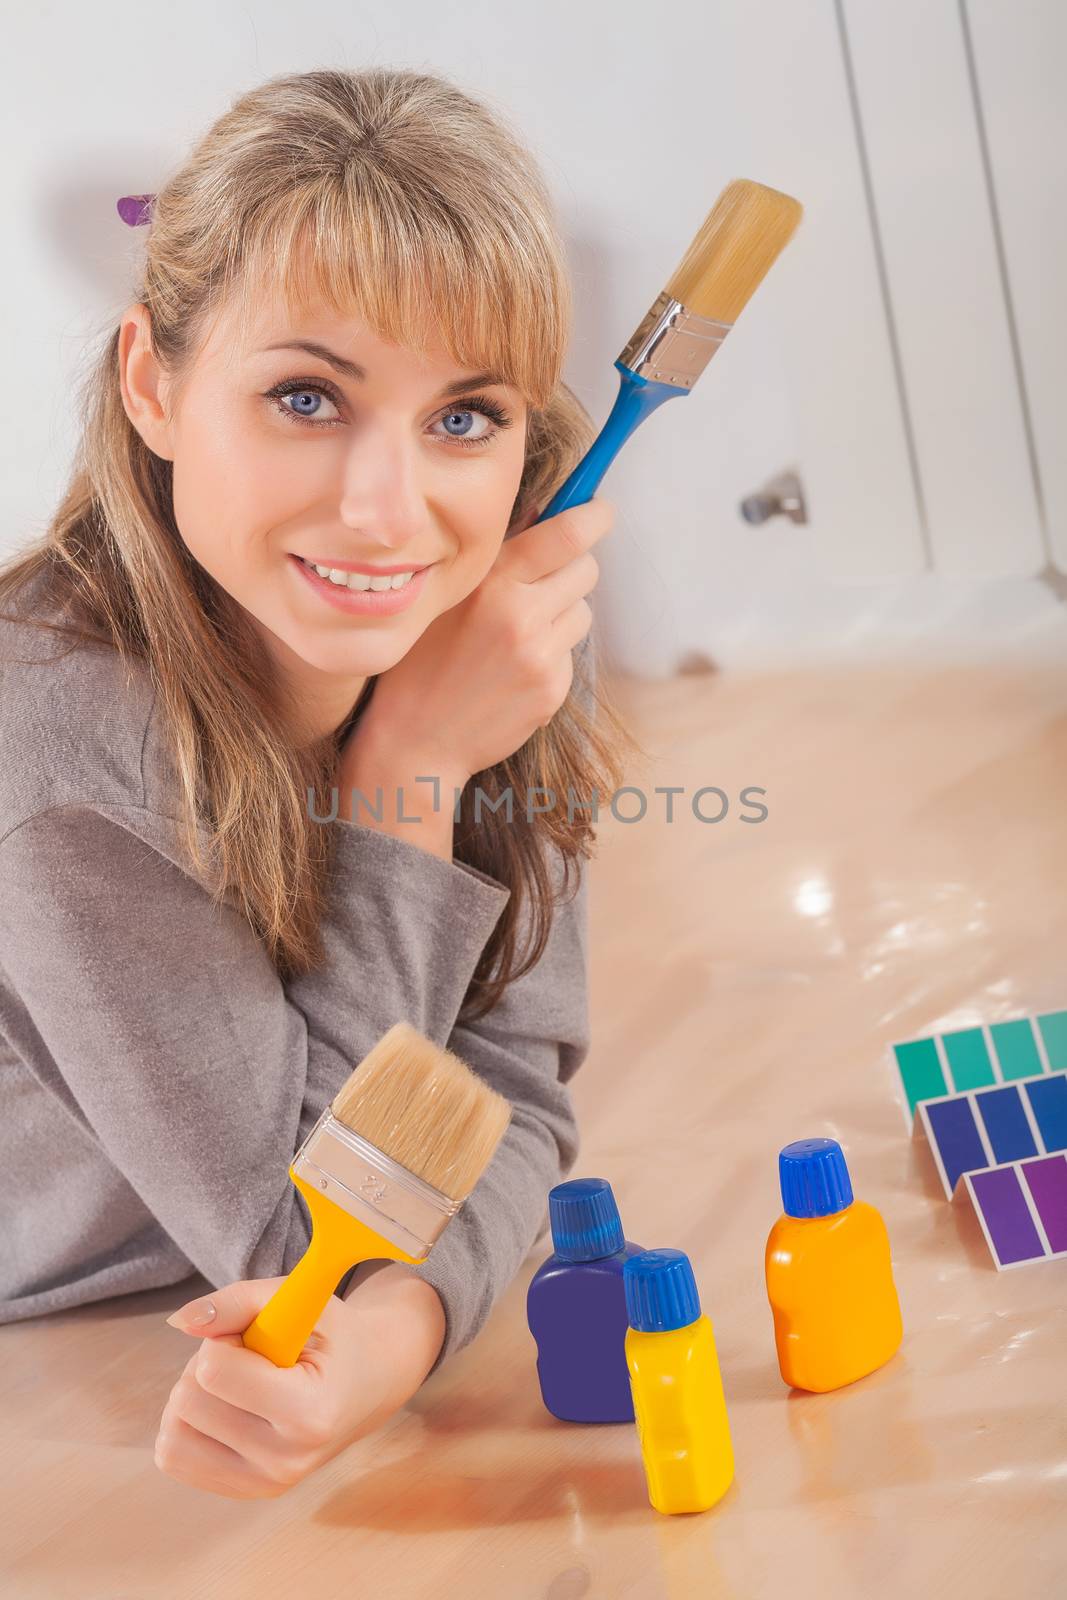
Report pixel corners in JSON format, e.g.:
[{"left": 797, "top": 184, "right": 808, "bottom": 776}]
[
  {"left": 342, "top": 497, "right": 616, "bottom": 787},
  {"left": 154, "top": 1267, "right": 446, "bottom": 1500}
]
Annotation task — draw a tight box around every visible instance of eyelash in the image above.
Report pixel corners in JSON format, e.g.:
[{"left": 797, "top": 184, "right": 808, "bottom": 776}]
[{"left": 263, "top": 377, "right": 513, "bottom": 449}]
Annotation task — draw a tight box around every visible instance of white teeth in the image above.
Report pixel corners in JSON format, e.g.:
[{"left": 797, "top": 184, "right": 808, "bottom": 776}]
[{"left": 305, "top": 559, "right": 416, "bottom": 592}]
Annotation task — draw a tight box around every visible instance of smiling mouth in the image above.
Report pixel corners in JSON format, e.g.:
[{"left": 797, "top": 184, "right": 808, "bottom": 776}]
[
  {"left": 296, "top": 555, "right": 432, "bottom": 574},
  {"left": 289, "top": 554, "right": 433, "bottom": 611},
  {"left": 292, "top": 555, "right": 424, "bottom": 591}
]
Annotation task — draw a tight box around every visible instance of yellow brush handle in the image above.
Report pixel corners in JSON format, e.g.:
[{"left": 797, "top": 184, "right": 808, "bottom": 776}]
[{"left": 242, "top": 1167, "right": 425, "bottom": 1367}]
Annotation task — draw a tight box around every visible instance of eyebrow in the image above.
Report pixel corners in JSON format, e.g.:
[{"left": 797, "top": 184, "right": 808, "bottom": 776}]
[{"left": 258, "top": 340, "right": 509, "bottom": 399}]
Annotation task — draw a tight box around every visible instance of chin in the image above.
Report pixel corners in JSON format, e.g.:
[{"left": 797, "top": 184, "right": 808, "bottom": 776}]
[{"left": 287, "top": 631, "right": 403, "bottom": 676}]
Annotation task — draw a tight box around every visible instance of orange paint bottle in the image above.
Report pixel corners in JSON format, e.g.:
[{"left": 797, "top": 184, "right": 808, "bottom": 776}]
[{"left": 765, "top": 1138, "right": 902, "bottom": 1392}]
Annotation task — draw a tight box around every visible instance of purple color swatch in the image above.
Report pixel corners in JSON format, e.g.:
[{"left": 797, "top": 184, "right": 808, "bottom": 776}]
[
  {"left": 974, "top": 1084, "right": 1039, "bottom": 1163},
  {"left": 924, "top": 1095, "right": 989, "bottom": 1196},
  {"left": 1021, "top": 1155, "right": 1067, "bottom": 1252},
  {"left": 968, "top": 1166, "right": 1044, "bottom": 1266}
]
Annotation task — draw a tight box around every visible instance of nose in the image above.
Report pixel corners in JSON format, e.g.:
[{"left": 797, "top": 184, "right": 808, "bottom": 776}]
[{"left": 336, "top": 419, "right": 429, "bottom": 552}]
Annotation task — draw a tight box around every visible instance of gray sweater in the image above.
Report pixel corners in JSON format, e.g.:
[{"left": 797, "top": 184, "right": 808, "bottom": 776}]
[{"left": 0, "top": 568, "right": 591, "bottom": 1376}]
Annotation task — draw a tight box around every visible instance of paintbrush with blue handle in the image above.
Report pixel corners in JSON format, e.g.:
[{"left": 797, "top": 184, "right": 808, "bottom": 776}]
[{"left": 535, "top": 178, "right": 803, "bottom": 526}]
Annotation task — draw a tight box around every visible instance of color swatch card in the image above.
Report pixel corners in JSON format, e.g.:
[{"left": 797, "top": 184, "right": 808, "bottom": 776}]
[
  {"left": 918, "top": 1072, "right": 1067, "bottom": 1198},
  {"left": 891, "top": 1010, "right": 1067, "bottom": 1126},
  {"left": 964, "top": 1156, "right": 1067, "bottom": 1269}
]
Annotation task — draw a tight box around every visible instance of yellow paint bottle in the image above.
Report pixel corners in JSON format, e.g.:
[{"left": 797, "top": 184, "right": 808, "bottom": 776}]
[
  {"left": 622, "top": 1248, "right": 734, "bottom": 1515},
  {"left": 765, "top": 1138, "right": 903, "bottom": 1393}
]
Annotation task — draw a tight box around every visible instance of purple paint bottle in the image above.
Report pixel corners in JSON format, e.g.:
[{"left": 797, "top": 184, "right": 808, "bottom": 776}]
[{"left": 527, "top": 1177, "right": 646, "bottom": 1423}]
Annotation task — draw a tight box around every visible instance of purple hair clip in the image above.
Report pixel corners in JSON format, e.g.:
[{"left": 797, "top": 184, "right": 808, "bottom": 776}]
[{"left": 117, "top": 193, "right": 156, "bottom": 227}]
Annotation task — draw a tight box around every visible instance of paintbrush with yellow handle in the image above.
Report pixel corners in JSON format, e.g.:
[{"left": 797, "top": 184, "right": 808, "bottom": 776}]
[
  {"left": 527, "top": 177, "right": 803, "bottom": 527},
  {"left": 242, "top": 1021, "right": 512, "bottom": 1367}
]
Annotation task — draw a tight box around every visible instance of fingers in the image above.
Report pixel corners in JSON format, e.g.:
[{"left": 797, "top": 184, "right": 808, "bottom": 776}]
[
  {"left": 550, "top": 596, "right": 595, "bottom": 656},
  {"left": 195, "top": 1329, "right": 319, "bottom": 1432},
  {"left": 155, "top": 1413, "right": 286, "bottom": 1500},
  {"left": 156, "top": 1341, "right": 318, "bottom": 1497},
  {"left": 174, "top": 1346, "right": 278, "bottom": 1458},
  {"left": 156, "top": 1348, "right": 280, "bottom": 1497},
  {"left": 531, "top": 548, "right": 601, "bottom": 625},
  {"left": 500, "top": 497, "right": 616, "bottom": 585}
]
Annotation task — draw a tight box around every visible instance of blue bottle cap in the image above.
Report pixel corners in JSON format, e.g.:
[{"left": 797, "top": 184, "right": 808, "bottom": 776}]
[
  {"left": 548, "top": 1177, "right": 625, "bottom": 1261},
  {"left": 622, "top": 1248, "right": 701, "bottom": 1332},
  {"left": 779, "top": 1138, "right": 854, "bottom": 1217}
]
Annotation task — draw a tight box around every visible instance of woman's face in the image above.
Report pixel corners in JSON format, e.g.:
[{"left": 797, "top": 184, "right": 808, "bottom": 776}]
[{"left": 119, "top": 293, "right": 529, "bottom": 739}]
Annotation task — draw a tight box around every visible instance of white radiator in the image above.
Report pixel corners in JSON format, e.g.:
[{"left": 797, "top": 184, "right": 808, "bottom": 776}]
[
  {"left": 727, "top": 0, "right": 1063, "bottom": 584},
  {"left": 594, "top": 0, "right": 1067, "bottom": 675}
]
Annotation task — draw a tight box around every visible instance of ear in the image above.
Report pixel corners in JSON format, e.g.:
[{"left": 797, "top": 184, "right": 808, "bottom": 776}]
[{"left": 118, "top": 302, "right": 176, "bottom": 463}]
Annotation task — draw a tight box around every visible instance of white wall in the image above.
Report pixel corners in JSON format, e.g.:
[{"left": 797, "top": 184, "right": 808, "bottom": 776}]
[{"left": 4, "top": 0, "right": 1065, "bottom": 674}]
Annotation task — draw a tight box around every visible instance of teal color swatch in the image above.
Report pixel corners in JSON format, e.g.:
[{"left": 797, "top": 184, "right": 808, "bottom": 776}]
[
  {"left": 942, "top": 1027, "right": 996, "bottom": 1092},
  {"left": 894, "top": 1039, "right": 947, "bottom": 1117},
  {"left": 1037, "top": 1011, "right": 1067, "bottom": 1071},
  {"left": 990, "top": 1019, "right": 1044, "bottom": 1082}
]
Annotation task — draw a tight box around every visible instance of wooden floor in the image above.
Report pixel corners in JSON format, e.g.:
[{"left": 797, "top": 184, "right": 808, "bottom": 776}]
[{"left": 3, "top": 661, "right": 1065, "bottom": 1598}]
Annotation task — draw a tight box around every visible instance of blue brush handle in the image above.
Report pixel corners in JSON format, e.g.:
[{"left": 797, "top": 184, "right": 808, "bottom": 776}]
[{"left": 535, "top": 360, "right": 689, "bottom": 524}]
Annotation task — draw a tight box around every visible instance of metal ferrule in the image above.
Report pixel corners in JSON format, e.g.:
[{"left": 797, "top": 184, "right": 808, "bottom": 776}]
[
  {"left": 617, "top": 290, "right": 733, "bottom": 389},
  {"left": 293, "top": 1106, "right": 461, "bottom": 1259}
]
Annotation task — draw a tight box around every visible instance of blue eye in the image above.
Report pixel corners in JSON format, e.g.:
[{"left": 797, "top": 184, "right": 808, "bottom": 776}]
[
  {"left": 263, "top": 378, "right": 512, "bottom": 450},
  {"left": 279, "top": 388, "right": 338, "bottom": 423},
  {"left": 437, "top": 408, "right": 487, "bottom": 443}
]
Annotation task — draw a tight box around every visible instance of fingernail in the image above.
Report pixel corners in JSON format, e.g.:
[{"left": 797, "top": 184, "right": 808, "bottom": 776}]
[{"left": 167, "top": 1298, "right": 216, "bottom": 1328}]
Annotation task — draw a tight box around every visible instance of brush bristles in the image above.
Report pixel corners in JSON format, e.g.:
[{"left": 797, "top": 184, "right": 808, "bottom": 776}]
[
  {"left": 666, "top": 178, "right": 803, "bottom": 326},
  {"left": 329, "top": 1022, "right": 513, "bottom": 1202}
]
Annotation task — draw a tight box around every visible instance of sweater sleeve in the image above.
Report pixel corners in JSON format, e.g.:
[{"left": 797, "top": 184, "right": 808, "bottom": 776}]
[
  {"left": 400, "top": 628, "right": 598, "bottom": 1371},
  {"left": 0, "top": 801, "right": 511, "bottom": 1294},
  {"left": 407, "top": 848, "right": 589, "bottom": 1375}
]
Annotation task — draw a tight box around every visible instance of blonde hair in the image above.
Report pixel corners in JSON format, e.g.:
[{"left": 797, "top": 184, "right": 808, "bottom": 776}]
[{"left": 0, "top": 67, "right": 638, "bottom": 1022}]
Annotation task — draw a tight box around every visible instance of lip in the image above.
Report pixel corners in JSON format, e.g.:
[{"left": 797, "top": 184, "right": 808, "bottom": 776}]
[{"left": 289, "top": 553, "right": 431, "bottom": 615}]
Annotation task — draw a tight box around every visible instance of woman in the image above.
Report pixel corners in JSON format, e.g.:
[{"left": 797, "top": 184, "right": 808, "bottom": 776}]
[{"left": 0, "top": 66, "right": 633, "bottom": 1497}]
